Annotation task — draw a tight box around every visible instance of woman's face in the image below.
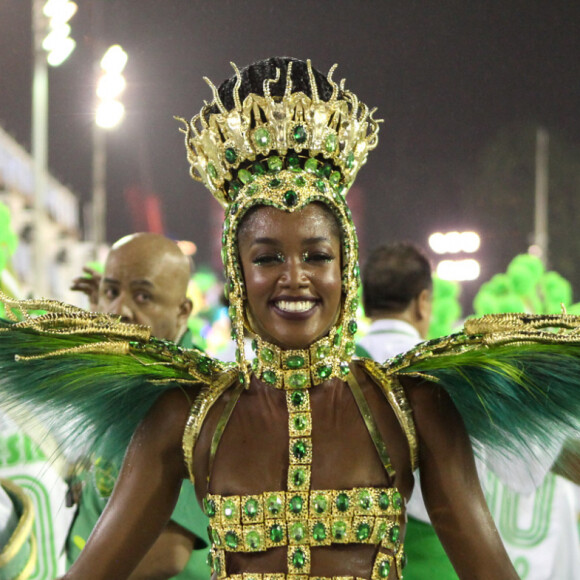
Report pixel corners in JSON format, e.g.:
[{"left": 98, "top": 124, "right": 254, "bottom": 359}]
[{"left": 238, "top": 203, "right": 343, "bottom": 350}]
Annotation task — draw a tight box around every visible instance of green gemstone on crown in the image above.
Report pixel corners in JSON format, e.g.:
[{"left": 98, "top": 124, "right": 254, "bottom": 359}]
[
  {"left": 291, "top": 547, "right": 306, "bottom": 568},
  {"left": 379, "top": 491, "right": 390, "bottom": 510},
  {"left": 332, "top": 520, "right": 347, "bottom": 540},
  {"left": 290, "top": 522, "right": 305, "bottom": 542},
  {"left": 336, "top": 492, "right": 349, "bottom": 512},
  {"left": 346, "top": 151, "right": 355, "bottom": 169},
  {"left": 238, "top": 168, "right": 253, "bottom": 184},
  {"left": 321, "top": 164, "right": 332, "bottom": 178},
  {"left": 294, "top": 176, "right": 306, "bottom": 187},
  {"left": 225, "top": 147, "right": 237, "bottom": 164},
  {"left": 207, "top": 163, "right": 217, "bottom": 179},
  {"left": 315, "top": 179, "right": 327, "bottom": 193},
  {"left": 329, "top": 170, "right": 342, "bottom": 185},
  {"left": 288, "top": 372, "right": 308, "bottom": 389},
  {"left": 287, "top": 153, "right": 300, "bottom": 167},
  {"left": 291, "top": 390, "right": 305, "bottom": 406},
  {"left": 266, "top": 494, "right": 283, "bottom": 515},
  {"left": 283, "top": 190, "right": 298, "bottom": 207},
  {"left": 252, "top": 161, "right": 266, "bottom": 175},
  {"left": 356, "top": 522, "right": 371, "bottom": 541},
  {"left": 289, "top": 496, "right": 303, "bottom": 514},
  {"left": 244, "top": 498, "right": 259, "bottom": 518},
  {"left": 260, "top": 347, "right": 274, "bottom": 362},
  {"left": 269, "top": 178, "right": 281, "bottom": 188},
  {"left": 325, "top": 133, "right": 337, "bottom": 152},
  {"left": 379, "top": 559, "right": 391, "bottom": 578},
  {"left": 347, "top": 320, "right": 358, "bottom": 335},
  {"left": 225, "top": 531, "right": 239, "bottom": 549},
  {"left": 286, "top": 355, "right": 305, "bottom": 369},
  {"left": 293, "top": 125, "right": 307, "bottom": 143},
  {"left": 316, "top": 365, "right": 332, "bottom": 379},
  {"left": 304, "top": 158, "right": 319, "bottom": 173},
  {"left": 246, "top": 184, "right": 259, "bottom": 196},
  {"left": 254, "top": 127, "right": 271, "bottom": 147},
  {"left": 312, "top": 522, "right": 327, "bottom": 541},
  {"left": 269, "top": 524, "right": 284, "bottom": 543},
  {"left": 292, "top": 440, "right": 307, "bottom": 459},
  {"left": 267, "top": 156, "right": 283, "bottom": 172},
  {"left": 313, "top": 494, "right": 328, "bottom": 514},
  {"left": 262, "top": 370, "right": 277, "bottom": 385},
  {"left": 197, "top": 357, "right": 212, "bottom": 375},
  {"left": 246, "top": 530, "right": 261, "bottom": 549}
]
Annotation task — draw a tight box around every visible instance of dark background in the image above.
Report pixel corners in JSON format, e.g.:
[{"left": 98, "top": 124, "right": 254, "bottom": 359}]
[{"left": 1, "top": 0, "right": 579, "bottom": 312}]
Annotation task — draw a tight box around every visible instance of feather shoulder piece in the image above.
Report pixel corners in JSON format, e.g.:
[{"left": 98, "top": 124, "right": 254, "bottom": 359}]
[
  {"left": 0, "top": 292, "right": 236, "bottom": 462},
  {"left": 376, "top": 312, "right": 580, "bottom": 456}
]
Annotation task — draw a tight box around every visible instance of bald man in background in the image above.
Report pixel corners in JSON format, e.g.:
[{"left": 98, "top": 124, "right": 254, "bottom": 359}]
[{"left": 68, "top": 233, "right": 210, "bottom": 580}]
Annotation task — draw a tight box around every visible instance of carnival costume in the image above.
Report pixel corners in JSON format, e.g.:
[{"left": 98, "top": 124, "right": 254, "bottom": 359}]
[{"left": 1, "top": 58, "right": 580, "bottom": 579}]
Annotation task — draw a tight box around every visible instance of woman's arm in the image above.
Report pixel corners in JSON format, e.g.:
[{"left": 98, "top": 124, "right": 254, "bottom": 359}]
[
  {"left": 404, "top": 377, "right": 518, "bottom": 579},
  {"left": 62, "top": 387, "right": 193, "bottom": 580}
]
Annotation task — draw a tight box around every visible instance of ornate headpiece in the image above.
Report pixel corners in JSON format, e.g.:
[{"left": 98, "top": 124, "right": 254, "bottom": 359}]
[{"left": 178, "top": 59, "right": 380, "bottom": 386}]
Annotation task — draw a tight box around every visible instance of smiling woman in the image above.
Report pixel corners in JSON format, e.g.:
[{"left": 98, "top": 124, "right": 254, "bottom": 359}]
[{"left": 2, "top": 56, "right": 580, "bottom": 580}]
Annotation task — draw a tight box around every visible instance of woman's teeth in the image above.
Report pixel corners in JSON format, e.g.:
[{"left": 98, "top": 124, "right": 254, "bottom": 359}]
[{"left": 276, "top": 300, "right": 315, "bottom": 313}]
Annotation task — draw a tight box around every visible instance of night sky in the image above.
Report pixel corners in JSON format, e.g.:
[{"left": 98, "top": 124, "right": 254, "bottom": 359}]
[{"left": 1, "top": 1, "right": 580, "bottom": 310}]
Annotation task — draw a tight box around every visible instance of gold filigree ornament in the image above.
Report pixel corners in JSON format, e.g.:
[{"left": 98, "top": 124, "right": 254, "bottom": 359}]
[{"left": 177, "top": 59, "right": 381, "bottom": 385}]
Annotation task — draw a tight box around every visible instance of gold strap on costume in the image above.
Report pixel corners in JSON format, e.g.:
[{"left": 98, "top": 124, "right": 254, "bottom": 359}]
[
  {"left": 345, "top": 373, "right": 395, "bottom": 479},
  {"left": 0, "top": 478, "right": 37, "bottom": 580},
  {"left": 182, "top": 369, "right": 238, "bottom": 484},
  {"left": 209, "top": 380, "right": 245, "bottom": 482},
  {"left": 360, "top": 360, "right": 418, "bottom": 470}
]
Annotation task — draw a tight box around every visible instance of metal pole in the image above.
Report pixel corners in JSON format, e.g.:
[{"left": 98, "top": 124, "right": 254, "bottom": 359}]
[
  {"left": 534, "top": 127, "right": 549, "bottom": 266},
  {"left": 32, "top": 0, "right": 49, "bottom": 297},
  {"left": 92, "top": 123, "right": 106, "bottom": 253}
]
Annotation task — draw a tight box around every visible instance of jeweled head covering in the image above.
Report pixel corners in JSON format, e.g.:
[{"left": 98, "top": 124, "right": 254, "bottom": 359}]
[{"left": 178, "top": 57, "right": 380, "bottom": 386}]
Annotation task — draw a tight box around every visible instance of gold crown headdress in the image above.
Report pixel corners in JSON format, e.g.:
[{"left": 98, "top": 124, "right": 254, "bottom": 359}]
[{"left": 178, "top": 59, "right": 380, "bottom": 386}]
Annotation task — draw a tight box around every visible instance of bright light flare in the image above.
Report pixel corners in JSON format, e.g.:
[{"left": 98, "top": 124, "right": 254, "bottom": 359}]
[
  {"left": 96, "top": 100, "right": 125, "bottom": 129},
  {"left": 429, "top": 231, "right": 481, "bottom": 254},
  {"left": 97, "top": 73, "right": 127, "bottom": 100},
  {"left": 46, "top": 37, "right": 76, "bottom": 67},
  {"left": 100, "top": 45, "right": 128, "bottom": 74},
  {"left": 436, "top": 259, "right": 481, "bottom": 281},
  {"left": 43, "top": 0, "right": 77, "bottom": 22}
]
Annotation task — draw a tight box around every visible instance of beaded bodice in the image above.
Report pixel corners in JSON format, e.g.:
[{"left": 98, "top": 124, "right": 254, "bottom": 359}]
[{"left": 183, "top": 359, "right": 416, "bottom": 579}]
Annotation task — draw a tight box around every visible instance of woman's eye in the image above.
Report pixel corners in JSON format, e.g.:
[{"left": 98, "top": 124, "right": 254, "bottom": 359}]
[
  {"left": 253, "top": 253, "right": 285, "bottom": 265},
  {"left": 304, "top": 252, "right": 334, "bottom": 263}
]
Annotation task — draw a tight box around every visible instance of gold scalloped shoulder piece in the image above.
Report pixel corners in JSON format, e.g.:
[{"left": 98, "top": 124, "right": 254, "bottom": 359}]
[{"left": 177, "top": 59, "right": 381, "bottom": 208}]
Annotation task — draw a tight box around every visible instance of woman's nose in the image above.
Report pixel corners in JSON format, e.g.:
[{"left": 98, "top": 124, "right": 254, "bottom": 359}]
[{"left": 280, "top": 258, "right": 308, "bottom": 288}]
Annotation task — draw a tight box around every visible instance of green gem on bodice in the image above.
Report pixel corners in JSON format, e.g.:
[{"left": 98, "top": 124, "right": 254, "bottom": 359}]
[
  {"left": 312, "top": 522, "right": 327, "bottom": 541},
  {"left": 291, "top": 391, "right": 305, "bottom": 407},
  {"left": 290, "top": 523, "right": 306, "bottom": 542},
  {"left": 286, "top": 355, "right": 305, "bottom": 369},
  {"left": 244, "top": 498, "right": 259, "bottom": 518},
  {"left": 356, "top": 522, "right": 371, "bottom": 541},
  {"left": 312, "top": 494, "right": 328, "bottom": 514},
  {"left": 260, "top": 347, "right": 274, "bottom": 362},
  {"left": 283, "top": 190, "right": 298, "bottom": 207},
  {"left": 316, "top": 365, "right": 332, "bottom": 379},
  {"left": 203, "top": 498, "right": 216, "bottom": 517},
  {"left": 293, "top": 415, "right": 307, "bottom": 431},
  {"left": 294, "top": 175, "right": 306, "bottom": 187},
  {"left": 345, "top": 341, "right": 356, "bottom": 356},
  {"left": 324, "top": 133, "right": 337, "bottom": 152},
  {"left": 289, "top": 495, "right": 304, "bottom": 514},
  {"left": 269, "top": 524, "right": 284, "bottom": 543},
  {"left": 254, "top": 127, "right": 271, "bottom": 147},
  {"left": 358, "top": 489, "right": 373, "bottom": 510},
  {"left": 225, "top": 530, "right": 239, "bottom": 549},
  {"left": 267, "top": 156, "right": 283, "bottom": 172},
  {"left": 214, "top": 554, "right": 222, "bottom": 574},
  {"left": 225, "top": 147, "right": 237, "bottom": 164},
  {"left": 252, "top": 358, "right": 259, "bottom": 371},
  {"left": 390, "top": 524, "right": 400, "bottom": 543},
  {"left": 238, "top": 168, "right": 253, "bottom": 184},
  {"left": 207, "top": 163, "right": 217, "bottom": 179},
  {"left": 376, "top": 521, "right": 387, "bottom": 541},
  {"left": 246, "top": 530, "right": 261, "bottom": 549},
  {"left": 266, "top": 494, "right": 283, "bottom": 516},
  {"left": 379, "top": 492, "right": 390, "bottom": 510},
  {"left": 292, "top": 440, "right": 308, "bottom": 459},
  {"left": 335, "top": 492, "right": 349, "bottom": 512},
  {"left": 288, "top": 372, "right": 308, "bottom": 389},
  {"left": 292, "top": 547, "right": 306, "bottom": 568},
  {"left": 292, "top": 467, "right": 306, "bottom": 486},
  {"left": 262, "top": 370, "right": 277, "bottom": 385},
  {"left": 315, "top": 344, "right": 330, "bottom": 360},
  {"left": 379, "top": 560, "right": 391, "bottom": 578},
  {"left": 393, "top": 491, "right": 402, "bottom": 509},
  {"left": 211, "top": 527, "right": 221, "bottom": 546},
  {"left": 222, "top": 499, "right": 236, "bottom": 519},
  {"left": 340, "top": 362, "right": 350, "bottom": 376},
  {"left": 293, "top": 124, "right": 307, "bottom": 143},
  {"left": 332, "top": 520, "right": 347, "bottom": 540}
]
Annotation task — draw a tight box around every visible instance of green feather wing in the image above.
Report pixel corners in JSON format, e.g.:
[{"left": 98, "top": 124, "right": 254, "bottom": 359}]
[
  {"left": 0, "top": 292, "right": 235, "bottom": 462},
  {"left": 384, "top": 313, "right": 580, "bottom": 455}
]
